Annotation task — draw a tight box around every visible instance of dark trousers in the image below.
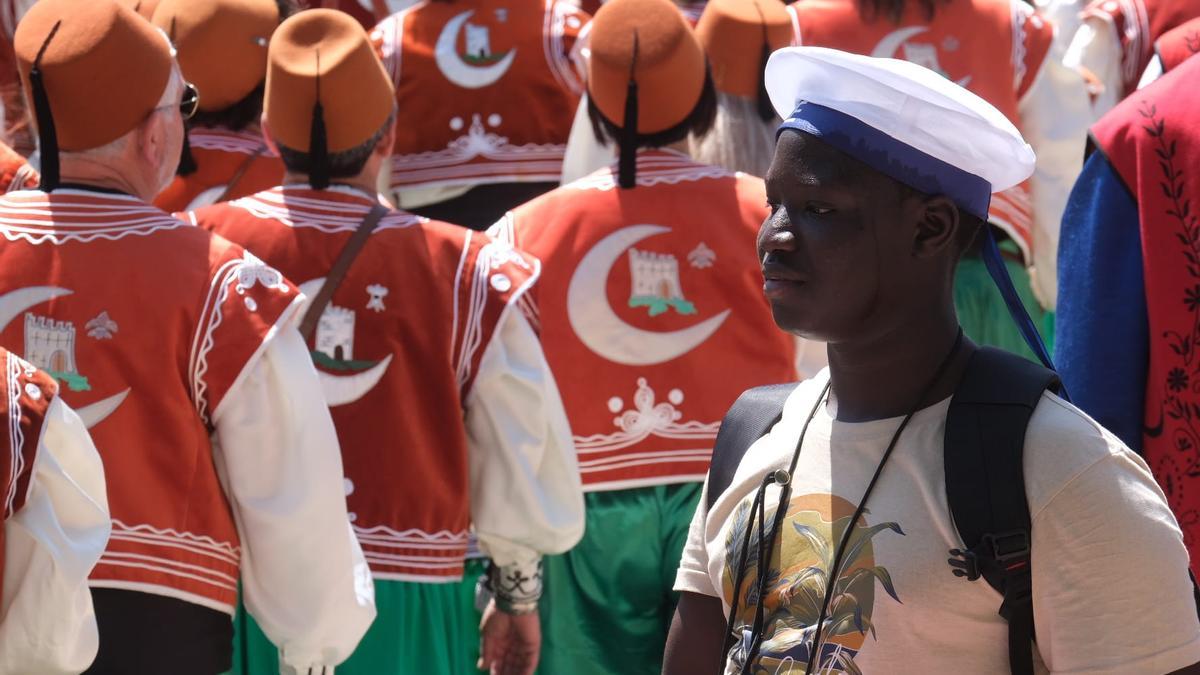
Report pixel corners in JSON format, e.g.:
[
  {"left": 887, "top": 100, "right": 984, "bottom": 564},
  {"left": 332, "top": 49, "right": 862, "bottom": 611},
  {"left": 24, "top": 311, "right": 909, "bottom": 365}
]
[
  {"left": 85, "top": 588, "right": 233, "bottom": 675},
  {"left": 407, "top": 182, "right": 558, "bottom": 231}
]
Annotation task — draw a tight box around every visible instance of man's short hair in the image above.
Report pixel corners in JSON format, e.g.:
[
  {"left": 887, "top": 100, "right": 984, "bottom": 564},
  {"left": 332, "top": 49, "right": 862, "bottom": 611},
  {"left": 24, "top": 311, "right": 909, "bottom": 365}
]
[
  {"left": 855, "top": 0, "right": 949, "bottom": 22},
  {"left": 188, "top": 84, "right": 265, "bottom": 132},
  {"left": 273, "top": 110, "right": 396, "bottom": 180},
  {"left": 587, "top": 64, "right": 718, "bottom": 151}
]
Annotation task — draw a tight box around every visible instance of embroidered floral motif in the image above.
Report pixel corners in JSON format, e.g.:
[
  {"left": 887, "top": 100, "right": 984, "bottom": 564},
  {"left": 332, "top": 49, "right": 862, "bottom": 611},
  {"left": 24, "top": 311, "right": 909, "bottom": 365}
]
[
  {"left": 1142, "top": 100, "right": 1200, "bottom": 549},
  {"left": 234, "top": 251, "right": 287, "bottom": 297}
]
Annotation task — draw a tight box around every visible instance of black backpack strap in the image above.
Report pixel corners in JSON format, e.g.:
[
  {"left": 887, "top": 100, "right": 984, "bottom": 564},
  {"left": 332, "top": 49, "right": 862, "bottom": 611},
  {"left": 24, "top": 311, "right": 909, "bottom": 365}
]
[
  {"left": 705, "top": 383, "right": 798, "bottom": 512},
  {"left": 945, "top": 347, "right": 1061, "bottom": 675}
]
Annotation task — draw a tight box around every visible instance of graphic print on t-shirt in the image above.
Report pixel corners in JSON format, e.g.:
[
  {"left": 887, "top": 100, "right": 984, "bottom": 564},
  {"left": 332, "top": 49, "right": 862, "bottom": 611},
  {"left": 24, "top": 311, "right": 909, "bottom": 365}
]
[{"left": 722, "top": 493, "right": 905, "bottom": 674}]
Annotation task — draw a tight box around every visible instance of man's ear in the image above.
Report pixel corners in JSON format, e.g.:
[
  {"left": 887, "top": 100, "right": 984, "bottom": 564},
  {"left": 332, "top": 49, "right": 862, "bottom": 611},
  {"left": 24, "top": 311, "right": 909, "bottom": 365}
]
[{"left": 912, "top": 194, "right": 960, "bottom": 259}]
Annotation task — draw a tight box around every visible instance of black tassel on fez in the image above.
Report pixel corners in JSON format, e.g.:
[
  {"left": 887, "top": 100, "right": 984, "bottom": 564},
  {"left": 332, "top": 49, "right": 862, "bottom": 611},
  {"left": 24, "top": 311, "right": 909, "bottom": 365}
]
[
  {"left": 309, "top": 51, "right": 331, "bottom": 190},
  {"left": 617, "top": 33, "right": 639, "bottom": 190},
  {"left": 754, "top": 7, "right": 774, "bottom": 122},
  {"left": 30, "top": 20, "right": 63, "bottom": 191},
  {"left": 756, "top": 39, "right": 774, "bottom": 122}
]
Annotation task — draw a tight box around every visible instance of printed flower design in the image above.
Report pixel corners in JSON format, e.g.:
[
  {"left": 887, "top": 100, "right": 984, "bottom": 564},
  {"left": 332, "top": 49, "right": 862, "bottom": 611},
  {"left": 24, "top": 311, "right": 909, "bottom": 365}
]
[
  {"left": 1169, "top": 367, "right": 1190, "bottom": 392},
  {"left": 1184, "top": 285, "right": 1200, "bottom": 312}
]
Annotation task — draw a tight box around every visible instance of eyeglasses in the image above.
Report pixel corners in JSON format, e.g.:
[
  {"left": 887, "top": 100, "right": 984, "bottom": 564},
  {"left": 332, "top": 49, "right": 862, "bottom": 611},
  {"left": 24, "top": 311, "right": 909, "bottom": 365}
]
[
  {"left": 152, "top": 81, "right": 199, "bottom": 120},
  {"left": 180, "top": 82, "right": 199, "bottom": 120}
]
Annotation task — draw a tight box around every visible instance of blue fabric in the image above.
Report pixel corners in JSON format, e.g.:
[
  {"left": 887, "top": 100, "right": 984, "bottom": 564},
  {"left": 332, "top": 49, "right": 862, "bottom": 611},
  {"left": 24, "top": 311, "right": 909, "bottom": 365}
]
[
  {"left": 981, "top": 227, "right": 1059, "bottom": 376},
  {"left": 1054, "top": 152, "right": 1148, "bottom": 452},
  {"left": 779, "top": 101, "right": 992, "bottom": 220}
]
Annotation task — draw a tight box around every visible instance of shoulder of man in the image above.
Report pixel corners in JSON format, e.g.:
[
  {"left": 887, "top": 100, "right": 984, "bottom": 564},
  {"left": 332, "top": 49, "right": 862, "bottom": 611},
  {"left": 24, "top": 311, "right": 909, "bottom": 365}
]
[{"left": 1022, "top": 391, "right": 1142, "bottom": 516}]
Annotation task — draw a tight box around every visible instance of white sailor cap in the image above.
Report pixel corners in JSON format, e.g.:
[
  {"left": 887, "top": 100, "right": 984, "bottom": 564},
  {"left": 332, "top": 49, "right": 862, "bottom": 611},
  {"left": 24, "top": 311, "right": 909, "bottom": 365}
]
[{"left": 764, "top": 46, "right": 1036, "bottom": 221}]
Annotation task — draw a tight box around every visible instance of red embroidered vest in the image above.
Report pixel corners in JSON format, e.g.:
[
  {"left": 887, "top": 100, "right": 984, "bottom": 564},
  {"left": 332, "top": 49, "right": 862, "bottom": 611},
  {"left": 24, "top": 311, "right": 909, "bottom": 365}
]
[
  {"left": 1082, "top": 0, "right": 1200, "bottom": 98},
  {"left": 0, "top": 348, "right": 54, "bottom": 602},
  {"left": 1092, "top": 55, "right": 1200, "bottom": 571},
  {"left": 788, "top": 0, "right": 1053, "bottom": 264},
  {"left": 190, "top": 185, "right": 536, "bottom": 581},
  {"left": 493, "top": 150, "right": 796, "bottom": 490},
  {"left": 371, "top": 0, "right": 588, "bottom": 194},
  {"left": 1155, "top": 16, "right": 1200, "bottom": 74},
  {"left": 0, "top": 190, "right": 298, "bottom": 612},
  {"left": 155, "top": 127, "right": 285, "bottom": 213}
]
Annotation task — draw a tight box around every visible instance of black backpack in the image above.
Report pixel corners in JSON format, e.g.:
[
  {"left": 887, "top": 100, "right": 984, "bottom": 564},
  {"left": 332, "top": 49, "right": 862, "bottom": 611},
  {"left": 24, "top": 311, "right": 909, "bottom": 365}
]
[{"left": 705, "top": 347, "right": 1055, "bottom": 675}]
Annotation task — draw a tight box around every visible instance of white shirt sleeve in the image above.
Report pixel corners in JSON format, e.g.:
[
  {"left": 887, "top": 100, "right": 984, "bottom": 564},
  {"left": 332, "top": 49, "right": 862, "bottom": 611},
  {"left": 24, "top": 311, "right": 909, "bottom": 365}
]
[
  {"left": 673, "top": 479, "right": 718, "bottom": 598},
  {"left": 465, "top": 309, "right": 584, "bottom": 569},
  {"left": 560, "top": 94, "right": 617, "bottom": 185},
  {"left": 1137, "top": 53, "right": 1164, "bottom": 89},
  {"left": 1064, "top": 14, "right": 1124, "bottom": 119},
  {"left": 1032, "top": 447, "right": 1200, "bottom": 673},
  {"left": 211, "top": 326, "right": 376, "bottom": 675},
  {"left": 0, "top": 397, "right": 110, "bottom": 675},
  {"left": 1018, "top": 55, "right": 1092, "bottom": 310}
]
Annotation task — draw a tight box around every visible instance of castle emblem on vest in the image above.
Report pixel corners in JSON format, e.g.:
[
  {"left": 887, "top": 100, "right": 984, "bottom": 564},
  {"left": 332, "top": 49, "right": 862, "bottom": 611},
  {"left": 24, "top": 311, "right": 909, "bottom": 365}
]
[
  {"left": 436, "top": 9, "right": 517, "bottom": 89},
  {"left": 24, "top": 314, "right": 89, "bottom": 392},
  {"left": 0, "top": 288, "right": 130, "bottom": 428},
  {"left": 569, "top": 225, "right": 731, "bottom": 366},
  {"left": 627, "top": 248, "right": 697, "bottom": 316},
  {"left": 871, "top": 27, "right": 971, "bottom": 87},
  {"left": 300, "top": 278, "right": 394, "bottom": 407}
]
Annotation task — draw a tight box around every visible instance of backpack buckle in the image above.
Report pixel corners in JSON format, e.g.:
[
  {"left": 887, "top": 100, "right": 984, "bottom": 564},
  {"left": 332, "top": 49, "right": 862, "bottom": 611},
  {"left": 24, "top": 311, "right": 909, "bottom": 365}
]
[
  {"left": 947, "top": 547, "right": 981, "bottom": 581},
  {"left": 984, "top": 530, "right": 1030, "bottom": 572},
  {"left": 948, "top": 529, "right": 1030, "bottom": 583}
]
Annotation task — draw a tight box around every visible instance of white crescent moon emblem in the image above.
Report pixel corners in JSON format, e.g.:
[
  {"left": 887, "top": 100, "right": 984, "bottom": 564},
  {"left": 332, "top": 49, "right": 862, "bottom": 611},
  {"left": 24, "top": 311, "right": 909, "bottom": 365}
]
[
  {"left": 298, "top": 278, "right": 393, "bottom": 407},
  {"left": 319, "top": 354, "right": 394, "bottom": 407},
  {"left": 0, "top": 286, "right": 73, "bottom": 333},
  {"left": 871, "top": 26, "right": 928, "bottom": 58},
  {"left": 567, "top": 225, "right": 730, "bottom": 366},
  {"left": 0, "top": 286, "right": 129, "bottom": 428},
  {"left": 434, "top": 10, "right": 517, "bottom": 89},
  {"left": 76, "top": 388, "right": 130, "bottom": 429}
]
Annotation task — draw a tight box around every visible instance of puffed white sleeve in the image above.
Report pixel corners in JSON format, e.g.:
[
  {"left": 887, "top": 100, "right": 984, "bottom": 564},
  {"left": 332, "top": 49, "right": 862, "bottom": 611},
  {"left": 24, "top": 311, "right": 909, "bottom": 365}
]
[
  {"left": 1137, "top": 54, "right": 1164, "bottom": 89},
  {"left": 1, "top": 396, "right": 110, "bottom": 675},
  {"left": 561, "top": 94, "right": 617, "bottom": 185},
  {"left": 1063, "top": 15, "right": 1124, "bottom": 118},
  {"left": 465, "top": 308, "right": 584, "bottom": 572},
  {"left": 1019, "top": 54, "right": 1092, "bottom": 310},
  {"left": 211, "top": 326, "right": 376, "bottom": 675}
]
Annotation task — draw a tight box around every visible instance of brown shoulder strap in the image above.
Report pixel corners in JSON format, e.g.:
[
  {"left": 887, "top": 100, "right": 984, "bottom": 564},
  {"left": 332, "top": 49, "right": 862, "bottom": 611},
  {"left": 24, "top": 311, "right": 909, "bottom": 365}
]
[
  {"left": 299, "top": 203, "right": 389, "bottom": 341},
  {"left": 214, "top": 144, "right": 266, "bottom": 205}
]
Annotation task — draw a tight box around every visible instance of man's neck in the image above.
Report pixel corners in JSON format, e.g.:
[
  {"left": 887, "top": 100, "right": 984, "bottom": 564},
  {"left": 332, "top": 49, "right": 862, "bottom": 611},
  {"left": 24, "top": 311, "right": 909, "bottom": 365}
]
[
  {"left": 282, "top": 172, "right": 377, "bottom": 197},
  {"left": 825, "top": 302, "right": 974, "bottom": 423},
  {"left": 57, "top": 166, "right": 144, "bottom": 200}
]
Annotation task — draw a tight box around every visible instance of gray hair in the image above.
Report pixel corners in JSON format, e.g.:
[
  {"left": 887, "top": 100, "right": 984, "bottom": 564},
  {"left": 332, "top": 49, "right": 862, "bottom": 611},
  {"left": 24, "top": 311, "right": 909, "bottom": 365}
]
[{"left": 687, "top": 92, "right": 779, "bottom": 178}]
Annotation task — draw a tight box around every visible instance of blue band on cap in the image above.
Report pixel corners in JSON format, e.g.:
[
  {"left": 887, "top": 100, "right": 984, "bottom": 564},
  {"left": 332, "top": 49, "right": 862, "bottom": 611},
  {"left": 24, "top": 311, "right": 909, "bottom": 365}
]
[{"left": 778, "top": 101, "right": 992, "bottom": 221}]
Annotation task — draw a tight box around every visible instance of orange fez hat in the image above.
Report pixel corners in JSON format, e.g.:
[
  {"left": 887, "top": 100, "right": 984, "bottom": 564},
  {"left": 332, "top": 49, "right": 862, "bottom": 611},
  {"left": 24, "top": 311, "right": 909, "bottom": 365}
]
[
  {"left": 265, "top": 8, "right": 394, "bottom": 189},
  {"left": 119, "top": 0, "right": 161, "bottom": 20},
  {"left": 696, "top": 0, "right": 792, "bottom": 119},
  {"left": 152, "top": 0, "right": 279, "bottom": 112},
  {"left": 14, "top": 0, "right": 174, "bottom": 190},
  {"left": 588, "top": 0, "right": 707, "bottom": 188}
]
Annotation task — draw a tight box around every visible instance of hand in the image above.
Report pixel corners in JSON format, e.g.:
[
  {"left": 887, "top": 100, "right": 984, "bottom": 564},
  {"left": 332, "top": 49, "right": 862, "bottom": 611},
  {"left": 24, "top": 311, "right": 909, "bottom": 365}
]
[{"left": 478, "top": 598, "right": 541, "bottom": 675}]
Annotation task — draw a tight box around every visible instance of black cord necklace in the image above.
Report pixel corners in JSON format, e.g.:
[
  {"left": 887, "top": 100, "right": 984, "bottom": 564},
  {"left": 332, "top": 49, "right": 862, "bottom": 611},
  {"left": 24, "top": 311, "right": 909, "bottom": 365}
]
[{"left": 723, "top": 328, "right": 965, "bottom": 675}]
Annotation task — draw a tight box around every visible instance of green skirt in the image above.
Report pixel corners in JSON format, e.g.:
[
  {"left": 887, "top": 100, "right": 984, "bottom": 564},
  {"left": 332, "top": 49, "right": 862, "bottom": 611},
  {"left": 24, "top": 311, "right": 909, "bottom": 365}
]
[
  {"left": 227, "top": 559, "right": 485, "bottom": 675},
  {"left": 537, "top": 482, "right": 703, "bottom": 675},
  {"left": 954, "top": 246, "right": 1053, "bottom": 360}
]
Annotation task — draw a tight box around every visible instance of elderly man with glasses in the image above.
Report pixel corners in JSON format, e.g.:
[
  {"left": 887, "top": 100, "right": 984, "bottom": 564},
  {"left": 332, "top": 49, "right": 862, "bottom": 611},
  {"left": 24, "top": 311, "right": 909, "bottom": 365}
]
[{"left": 0, "top": 0, "right": 376, "bottom": 673}]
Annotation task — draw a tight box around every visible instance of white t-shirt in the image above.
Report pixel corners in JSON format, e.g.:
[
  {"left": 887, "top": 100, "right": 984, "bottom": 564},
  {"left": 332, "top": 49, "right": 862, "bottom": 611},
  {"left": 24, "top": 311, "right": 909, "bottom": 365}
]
[{"left": 676, "top": 370, "right": 1200, "bottom": 674}]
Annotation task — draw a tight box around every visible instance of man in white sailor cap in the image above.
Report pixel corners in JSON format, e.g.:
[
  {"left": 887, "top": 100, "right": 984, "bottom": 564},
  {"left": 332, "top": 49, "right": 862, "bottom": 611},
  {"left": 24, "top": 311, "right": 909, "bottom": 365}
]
[{"left": 664, "top": 46, "right": 1200, "bottom": 675}]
